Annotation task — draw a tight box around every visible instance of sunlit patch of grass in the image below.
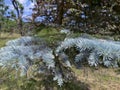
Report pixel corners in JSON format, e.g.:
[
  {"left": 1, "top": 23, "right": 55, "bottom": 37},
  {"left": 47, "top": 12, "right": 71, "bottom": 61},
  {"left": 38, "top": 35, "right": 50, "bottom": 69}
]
[
  {"left": 0, "top": 33, "right": 20, "bottom": 38},
  {"left": 37, "top": 27, "right": 60, "bottom": 36},
  {"left": 0, "top": 39, "right": 9, "bottom": 47},
  {"left": 72, "top": 67, "right": 120, "bottom": 90},
  {"left": 0, "top": 33, "right": 20, "bottom": 47}
]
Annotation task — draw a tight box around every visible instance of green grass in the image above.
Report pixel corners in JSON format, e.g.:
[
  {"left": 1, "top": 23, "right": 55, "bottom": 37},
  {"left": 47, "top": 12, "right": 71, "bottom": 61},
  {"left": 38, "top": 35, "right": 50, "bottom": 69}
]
[
  {"left": 36, "top": 27, "right": 120, "bottom": 47},
  {"left": 0, "top": 39, "right": 9, "bottom": 47},
  {"left": 37, "top": 27, "right": 60, "bottom": 36},
  {"left": 36, "top": 27, "right": 66, "bottom": 47}
]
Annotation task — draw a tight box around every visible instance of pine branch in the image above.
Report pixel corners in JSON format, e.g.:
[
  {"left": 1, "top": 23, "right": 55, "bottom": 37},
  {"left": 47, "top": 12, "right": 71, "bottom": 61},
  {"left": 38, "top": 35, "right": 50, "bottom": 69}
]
[{"left": 56, "top": 37, "right": 120, "bottom": 67}]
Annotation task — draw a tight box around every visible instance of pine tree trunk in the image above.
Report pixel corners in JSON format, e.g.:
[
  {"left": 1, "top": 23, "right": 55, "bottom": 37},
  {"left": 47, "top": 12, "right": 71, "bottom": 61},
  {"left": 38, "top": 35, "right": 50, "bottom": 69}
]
[{"left": 56, "top": 0, "right": 64, "bottom": 25}]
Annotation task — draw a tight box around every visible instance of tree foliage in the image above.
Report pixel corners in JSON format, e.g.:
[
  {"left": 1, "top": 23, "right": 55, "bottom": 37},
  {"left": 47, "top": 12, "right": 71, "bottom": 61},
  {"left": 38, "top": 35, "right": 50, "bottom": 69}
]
[
  {"left": 56, "top": 36, "right": 120, "bottom": 67},
  {"left": 0, "top": 0, "right": 9, "bottom": 31},
  {"left": 1, "top": 0, "right": 120, "bottom": 35},
  {"left": 28, "top": 0, "right": 120, "bottom": 34}
]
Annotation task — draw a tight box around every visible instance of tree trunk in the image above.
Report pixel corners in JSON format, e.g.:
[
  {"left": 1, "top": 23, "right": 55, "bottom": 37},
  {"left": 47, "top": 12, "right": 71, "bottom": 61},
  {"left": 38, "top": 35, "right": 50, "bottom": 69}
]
[
  {"left": 11, "top": 0, "right": 24, "bottom": 36},
  {"left": 18, "top": 17, "right": 24, "bottom": 36},
  {"left": 56, "top": 0, "right": 64, "bottom": 25}
]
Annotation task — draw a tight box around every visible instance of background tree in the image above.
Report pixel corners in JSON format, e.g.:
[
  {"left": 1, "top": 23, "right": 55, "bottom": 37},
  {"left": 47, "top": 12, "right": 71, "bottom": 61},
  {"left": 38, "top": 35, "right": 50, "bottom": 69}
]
[
  {"left": 0, "top": 0, "right": 9, "bottom": 32},
  {"left": 11, "top": 0, "right": 24, "bottom": 36},
  {"left": 29, "top": 0, "right": 120, "bottom": 35}
]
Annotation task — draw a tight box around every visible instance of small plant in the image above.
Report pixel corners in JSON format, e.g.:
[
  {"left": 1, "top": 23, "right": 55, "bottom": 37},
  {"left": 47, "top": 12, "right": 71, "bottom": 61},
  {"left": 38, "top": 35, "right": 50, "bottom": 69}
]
[{"left": 0, "top": 36, "right": 74, "bottom": 87}]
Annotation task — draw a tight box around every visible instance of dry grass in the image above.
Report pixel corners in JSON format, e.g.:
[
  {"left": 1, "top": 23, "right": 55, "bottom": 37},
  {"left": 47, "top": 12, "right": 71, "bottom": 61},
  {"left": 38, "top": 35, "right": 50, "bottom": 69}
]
[
  {"left": 72, "top": 67, "right": 120, "bottom": 90},
  {"left": 0, "top": 33, "right": 20, "bottom": 47},
  {"left": 0, "top": 33, "right": 20, "bottom": 38}
]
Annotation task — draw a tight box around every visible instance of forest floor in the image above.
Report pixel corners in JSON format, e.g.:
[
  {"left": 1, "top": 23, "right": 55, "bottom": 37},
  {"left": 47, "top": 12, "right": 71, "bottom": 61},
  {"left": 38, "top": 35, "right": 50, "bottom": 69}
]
[
  {"left": 0, "top": 28, "right": 120, "bottom": 90},
  {"left": 72, "top": 67, "right": 120, "bottom": 90}
]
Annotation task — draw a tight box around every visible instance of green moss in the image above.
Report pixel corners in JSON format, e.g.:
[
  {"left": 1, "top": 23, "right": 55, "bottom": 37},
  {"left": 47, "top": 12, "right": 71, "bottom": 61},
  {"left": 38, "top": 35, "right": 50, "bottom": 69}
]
[{"left": 37, "top": 27, "right": 60, "bottom": 37}]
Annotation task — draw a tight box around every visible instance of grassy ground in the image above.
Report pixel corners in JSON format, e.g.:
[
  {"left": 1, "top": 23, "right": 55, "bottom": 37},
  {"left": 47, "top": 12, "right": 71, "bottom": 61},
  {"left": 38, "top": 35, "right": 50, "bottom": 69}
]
[
  {"left": 72, "top": 67, "right": 120, "bottom": 90},
  {"left": 0, "top": 33, "right": 20, "bottom": 47},
  {"left": 0, "top": 29, "right": 120, "bottom": 90}
]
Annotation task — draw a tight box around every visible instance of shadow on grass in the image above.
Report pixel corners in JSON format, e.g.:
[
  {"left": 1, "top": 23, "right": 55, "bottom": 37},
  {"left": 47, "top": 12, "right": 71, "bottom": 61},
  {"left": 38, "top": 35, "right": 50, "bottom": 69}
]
[
  {"left": 0, "top": 67, "right": 90, "bottom": 90},
  {"left": 0, "top": 37, "right": 17, "bottom": 40},
  {"left": 61, "top": 80, "right": 90, "bottom": 90},
  {"left": 115, "top": 68, "right": 120, "bottom": 75},
  {"left": 19, "top": 75, "right": 90, "bottom": 90}
]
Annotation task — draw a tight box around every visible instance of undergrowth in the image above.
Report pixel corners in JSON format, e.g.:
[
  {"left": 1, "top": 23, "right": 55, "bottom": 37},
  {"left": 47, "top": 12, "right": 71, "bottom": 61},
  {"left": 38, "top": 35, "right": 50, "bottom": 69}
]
[{"left": 0, "top": 27, "right": 120, "bottom": 90}]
